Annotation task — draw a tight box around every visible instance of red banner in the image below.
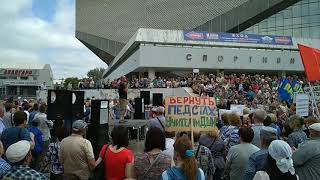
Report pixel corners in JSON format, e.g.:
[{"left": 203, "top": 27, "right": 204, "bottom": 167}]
[{"left": 298, "top": 44, "right": 320, "bottom": 82}]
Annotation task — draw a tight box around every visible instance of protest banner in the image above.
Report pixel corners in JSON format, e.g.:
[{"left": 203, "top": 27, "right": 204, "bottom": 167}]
[
  {"left": 165, "top": 96, "right": 217, "bottom": 132},
  {"left": 230, "top": 104, "right": 245, "bottom": 115},
  {"left": 296, "top": 94, "right": 309, "bottom": 117}
]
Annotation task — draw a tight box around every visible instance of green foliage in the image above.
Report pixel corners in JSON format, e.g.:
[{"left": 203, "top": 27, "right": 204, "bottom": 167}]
[
  {"left": 64, "top": 77, "right": 80, "bottom": 89},
  {"left": 87, "top": 67, "right": 106, "bottom": 83}
]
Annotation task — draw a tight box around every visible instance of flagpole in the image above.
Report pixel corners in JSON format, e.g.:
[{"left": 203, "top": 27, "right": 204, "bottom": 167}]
[{"left": 308, "top": 82, "right": 320, "bottom": 119}]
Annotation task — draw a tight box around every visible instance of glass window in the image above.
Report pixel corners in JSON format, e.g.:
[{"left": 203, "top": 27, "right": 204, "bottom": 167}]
[
  {"left": 284, "top": 29, "right": 293, "bottom": 36},
  {"left": 292, "top": 5, "right": 302, "bottom": 17},
  {"left": 275, "top": 29, "right": 284, "bottom": 36},
  {"left": 284, "top": 9, "right": 292, "bottom": 18},
  {"left": 293, "top": 28, "right": 302, "bottom": 37},
  {"left": 309, "top": 2, "right": 319, "bottom": 15},
  {"left": 310, "top": 15, "right": 320, "bottom": 23},
  {"left": 301, "top": 27, "right": 310, "bottom": 38},
  {"left": 284, "top": 18, "right": 292, "bottom": 26},
  {"left": 301, "top": 4, "right": 309, "bottom": 16},
  {"left": 310, "top": 26, "right": 320, "bottom": 39},
  {"left": 292, "top": 17, "right": 302, "bottom": 25},
  {"left": 302, "top": 16, "right": 310, "bottom": 25}
]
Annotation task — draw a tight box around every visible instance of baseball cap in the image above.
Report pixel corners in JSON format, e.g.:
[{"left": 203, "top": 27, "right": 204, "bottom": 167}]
[
  {"left": 309, "top": 123, "right": 320, "bottom": 132},
  {"left": 72, "top": 120, "right": 87, "bottom": 132},
  {"left": 6, "top": 140, "right": 31, "bottom": 163}
]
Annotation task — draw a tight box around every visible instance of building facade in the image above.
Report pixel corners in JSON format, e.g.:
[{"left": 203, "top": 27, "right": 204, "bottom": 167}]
[
  {"left": 75, "top": 0, "right": 320, "bottom": 80},
  {"left": 0, "top": 64, "right": 54, "bottom": 99}
]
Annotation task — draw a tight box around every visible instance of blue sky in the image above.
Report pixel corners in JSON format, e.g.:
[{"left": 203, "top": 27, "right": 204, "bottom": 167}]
[{"left": 0, "top": 0, "right": 107, "bottom": 79}]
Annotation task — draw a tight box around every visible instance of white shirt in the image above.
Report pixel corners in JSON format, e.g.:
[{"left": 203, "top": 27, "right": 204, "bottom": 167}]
[{"left": 163, "top": 138, "right": 175, "bottom": 158}]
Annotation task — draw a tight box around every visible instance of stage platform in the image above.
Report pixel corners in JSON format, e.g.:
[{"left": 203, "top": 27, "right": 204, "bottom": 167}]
[{"left": 109, "top": 119, "right": 149, "bottom": 142}]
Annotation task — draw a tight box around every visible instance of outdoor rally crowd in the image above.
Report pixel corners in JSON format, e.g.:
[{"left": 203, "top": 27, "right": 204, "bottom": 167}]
[{"left": 0, "top": 73, "right": 319, "bottom": 180}]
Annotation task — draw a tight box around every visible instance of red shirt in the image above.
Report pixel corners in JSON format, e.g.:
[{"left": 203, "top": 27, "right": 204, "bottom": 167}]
[{"left": 99, "top": 145, "right": 133, "bottom": 180}]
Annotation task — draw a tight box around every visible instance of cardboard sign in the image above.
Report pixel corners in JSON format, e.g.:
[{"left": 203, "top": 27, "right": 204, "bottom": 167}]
[
  {"left": 296, "top": 94, "right": 309, "bottom": 117},
  {"left": 165, "top": 97, "right": 217, "bottom": 132},
  {"left": 230, "top": 104, "right": 245, "bottom": 115}
]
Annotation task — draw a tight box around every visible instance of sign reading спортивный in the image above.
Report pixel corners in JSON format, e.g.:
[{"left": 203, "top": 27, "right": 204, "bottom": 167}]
[
  {"left": 183, "top": 31, "right": 293, "bottom": 46},
  {"left": 165, "top": 97, "right": 217, "bottom": 132}
]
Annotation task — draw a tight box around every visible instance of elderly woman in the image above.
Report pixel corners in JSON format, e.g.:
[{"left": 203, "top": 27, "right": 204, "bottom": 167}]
[
  {"left": 224, "top": 113, "right": 242, "bottom": 151},
  {"left": 134, "top": 128, "right": 172, "bottom": 180},
  {"left": 219, "top": 113, "right": 230, "bottom": 141},
  {"left": 286, "top": 115, "right": 307, "bottom": 148},
  {"left": 253, "top": 140, "right": 298, "bottom": 180},
  {"left": 199, "top": 127, "right": 226, "bottom": 180}
]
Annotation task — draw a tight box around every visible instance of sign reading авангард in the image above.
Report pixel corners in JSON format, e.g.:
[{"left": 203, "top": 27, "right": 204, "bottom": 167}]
[{"left": 165, "top": 96, "right": 217, "bottom": 132}]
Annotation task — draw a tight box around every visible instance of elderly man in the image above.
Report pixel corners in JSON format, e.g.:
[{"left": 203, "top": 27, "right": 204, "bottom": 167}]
[
  {"left": 59, "top": 120, "right": 95, "bottom": 180},
  {"left": 251, "top": 109, "right": 267, "bottom": 148},
  {"left": 3, "top": 140, "right": 47, "bottom": 179},
  {"left": 149, "top": 106, "right": 165, "bottom": 131},
  {"left": 243, "top": 126, "right": 277, "bottom": 180},
  {"left": 293, "top": 122, "right": 320, "bottom": 180}
]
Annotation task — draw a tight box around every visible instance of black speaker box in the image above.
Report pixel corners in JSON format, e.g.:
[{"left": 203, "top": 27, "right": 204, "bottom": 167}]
[
  {"left": 47, "top": 90, "right": 72, "bottom": 120},
  {"left": 134, "top": 98, "right": 143, "bottom": 113},
  {"left": 71, "top": 91, "right": 85, "bottom": 119},
  {"left": 90, "top": 99, "right": 109, "bottom": 126},
  {"left": 153, "top": 93, "right": 163, "bottom": 106},
  {"left": 87, "top": 123, "right": 109, "bottom": 158},
  {"left": 140, "top": 91, "right": 150, "bottom": 105}
]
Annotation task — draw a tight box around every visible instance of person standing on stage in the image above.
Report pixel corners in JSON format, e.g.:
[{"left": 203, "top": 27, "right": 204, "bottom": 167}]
[{"left": 118, "top": 76, "right": 128, "bottom": 123}]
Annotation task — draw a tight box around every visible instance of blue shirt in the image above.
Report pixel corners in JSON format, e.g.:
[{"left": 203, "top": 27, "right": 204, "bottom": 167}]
[
  {"left": 243, "top": 149, "right": 268, "bottom": 180},
  {"left": 149, "top": 115, "right": 165, "bottom": 131},
  {"left": 28, "top": 111, "right": 39, "bottom": 127},
  {"left": 0, "top": 158, "right": 11, "bottom": 178},
  {"left": 161, "top": 167, "right": 205, "bottom": 180},
  {"left": 1, "top": 127, "right": 32, "bottom": 150},
  {"left": 29, "top": 127, "right": 43, "bottom": 153}
]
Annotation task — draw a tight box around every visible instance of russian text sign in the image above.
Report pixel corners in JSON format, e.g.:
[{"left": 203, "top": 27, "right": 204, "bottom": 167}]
[{"left": 165, "top": 96, "right": 217, "bottom": 132}]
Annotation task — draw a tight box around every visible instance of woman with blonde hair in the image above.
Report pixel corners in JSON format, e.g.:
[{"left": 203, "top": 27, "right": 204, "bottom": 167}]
[
  {"left": 225, "top": 113, "right": 241, "bottom": 151},
  {"left": 200, "top": 127, "right": 226, "bottom": 180},
  {"left": 161, "top": 136, "right": 205, "bottom": 180}
]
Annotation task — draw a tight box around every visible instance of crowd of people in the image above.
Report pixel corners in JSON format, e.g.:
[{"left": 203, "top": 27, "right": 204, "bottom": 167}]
[{"left": 1, "top": 71, "right": 320, "bottom": 180}]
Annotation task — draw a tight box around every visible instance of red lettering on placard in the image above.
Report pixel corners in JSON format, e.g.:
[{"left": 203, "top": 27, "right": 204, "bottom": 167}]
[
  {"left": 195, "top": 97, "right": 201, "bottom": 105},
  {"left": 184, "top": 97, "right": 189, "bottom": 104},
  {"left": 209, "top": 98, "right": 215, "bottom": 106},
  {"left": 177, "top": 97, "right": 182, "bottom": 104},
  {"left": 170, "top": 97, "right": 176, "bottom": 104},
  {"left": 189, "top": 97, "right": 195, "bottom": 104}
]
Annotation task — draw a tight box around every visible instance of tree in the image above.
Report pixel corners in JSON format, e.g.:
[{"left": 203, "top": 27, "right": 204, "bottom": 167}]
[
  {"left": 64, "top": 77, "right": 80, "bottom": 89},
  {"left": 87, "top": 68, "right": 106, "bottom": 84}
]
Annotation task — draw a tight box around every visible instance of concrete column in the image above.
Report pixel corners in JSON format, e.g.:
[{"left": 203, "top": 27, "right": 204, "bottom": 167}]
[
  {"left": 17, "top": 86, "right": 20, "bottom": 96},
  {"left": 148, "top": 68, "right": 155, "bottom": 80}
]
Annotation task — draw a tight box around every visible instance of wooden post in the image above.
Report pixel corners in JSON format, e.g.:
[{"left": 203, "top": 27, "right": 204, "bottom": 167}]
[{"left": 190, "top": 114, "right": 194, "bottom": 147}]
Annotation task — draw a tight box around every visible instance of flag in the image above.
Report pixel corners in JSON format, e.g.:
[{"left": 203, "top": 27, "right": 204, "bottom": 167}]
[
  {"left": 298, "top": 44, "right": 320, "bottom": 82},
  {"left": 278, "top": 79, "right": 293, "bottom": 104},
  {"left": 291, "top": 80, "right": 303, "bottom": 93}
]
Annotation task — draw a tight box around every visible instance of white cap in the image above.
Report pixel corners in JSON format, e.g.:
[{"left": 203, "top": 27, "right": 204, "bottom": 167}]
[
  {"left": 309, "top": 123, "right": 320, "bottom": 132},
  {"left": 6, "top": 140, "right": 31, "bottom": 163},
  {"left": 157, "top": 106, "right": 165, "bottom": 113}
]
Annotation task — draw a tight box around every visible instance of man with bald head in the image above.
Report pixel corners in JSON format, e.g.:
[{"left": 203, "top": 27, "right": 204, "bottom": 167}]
[{"left": 293, "top": 122, "right": 320, "bottom": 180}]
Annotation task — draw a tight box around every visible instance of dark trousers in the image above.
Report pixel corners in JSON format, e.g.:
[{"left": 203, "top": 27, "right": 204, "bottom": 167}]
[
  {"left": 213, "top": 168, "right": 224, "bottom": 180},
  {"left": 50, "top": 173, "right": 63, "bottom": 180}
]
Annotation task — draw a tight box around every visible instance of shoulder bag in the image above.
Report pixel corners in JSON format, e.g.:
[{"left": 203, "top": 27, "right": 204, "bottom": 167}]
[{"left": 89, "top": 144, "right": 109, "bottom": 180}]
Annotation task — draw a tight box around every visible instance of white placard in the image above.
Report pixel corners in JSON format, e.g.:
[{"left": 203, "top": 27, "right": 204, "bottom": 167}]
[
  {"left": 230, "top": 104, "right": 245, "bottom": 116},
  {"left": 296, "top": 94, "right": 309, "bottom": 117},
  {"left": 219, "top": 109, "right": 233, "bottom": 120},
  {"left": 101, "top": 101, "right": 108, "bottom": 109},
  {"left": 193, "top": 69, "right": 199, "bottom": 73}
]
